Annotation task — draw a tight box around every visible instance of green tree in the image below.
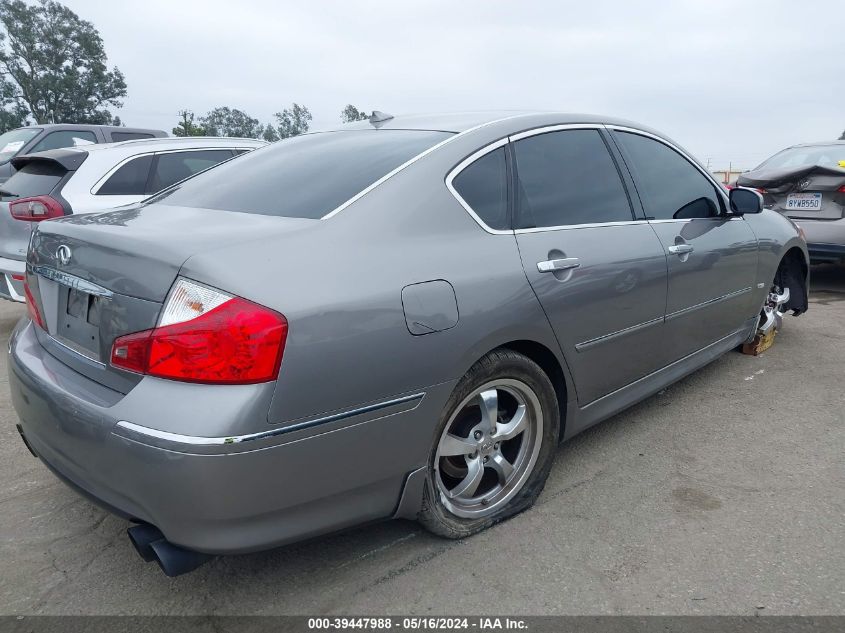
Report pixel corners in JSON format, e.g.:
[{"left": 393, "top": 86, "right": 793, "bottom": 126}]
[
  {"left": 840, "top": 129, "right": 845, "bottom": 141},
  {"left": 275, "top": 103, "right": 311, "bottom": 139},
  {"left": 172, "top": 109, "right": 205, "bottom": 137},
  {"left": 261, "top": 123, "right": 279, "bottom": 142},
  {"left": 340, "top": 104, "right": 369, "bottom": 123},
  {"left": 200, "top": 106, "right": 262, "bottom": 138},
  {"left": 0, "top": 76, "right": 27, "bottom": 131},
  {"left": 0, "top": 0, "right": 127, "bottom": 125}
]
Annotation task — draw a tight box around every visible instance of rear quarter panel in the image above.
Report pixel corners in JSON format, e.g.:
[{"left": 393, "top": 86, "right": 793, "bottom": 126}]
[{"left": 178, "top": 128, "right": 567, "bottom": 432}]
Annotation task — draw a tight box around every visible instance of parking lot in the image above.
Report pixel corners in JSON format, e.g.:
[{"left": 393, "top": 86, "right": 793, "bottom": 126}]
[{"left": 0, "top": 265, "right": 842, "bottom": 616}]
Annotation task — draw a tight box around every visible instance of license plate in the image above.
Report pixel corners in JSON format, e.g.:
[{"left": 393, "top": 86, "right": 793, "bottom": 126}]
[{"left": 785, "top": 192, "right": 822, "bottom": 210}]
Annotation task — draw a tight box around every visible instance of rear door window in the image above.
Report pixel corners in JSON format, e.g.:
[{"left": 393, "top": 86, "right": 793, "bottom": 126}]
[
  {"left": 148, "top": 150, "right": 235, "bottom": 193},
  {"left": 29, "top": 130, "right": 97, "bottom": 153},
  {"left": 512, "top": 129, "right": 634, "bottom": 228},
  {"left": 0, "top": 161, "right": 67, "bottom": 199},
  {"left": 451, "top": 147, "right": 509, "bottom": 230},
  {"left": 613, "top": 131, "right": 724, "bottom": 220},
  {"left": 155, "top": 130, "right": 452, "bottom": 218},
  {"left": 96, "top": 155, "right": 154, "bottom": 195}
]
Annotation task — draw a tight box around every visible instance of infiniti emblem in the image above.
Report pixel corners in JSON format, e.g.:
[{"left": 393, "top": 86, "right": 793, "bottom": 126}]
[{"left": 56, "top": 245, "right": 72, "bottom": 266}]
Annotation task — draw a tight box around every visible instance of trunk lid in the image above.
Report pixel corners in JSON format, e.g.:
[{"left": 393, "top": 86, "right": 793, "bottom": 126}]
[
  {"left": 737, "top": 164, "right": 845, "bottom": 220},
  {"left": 27, "top": 204, "right": 316, "bottom": 392}
]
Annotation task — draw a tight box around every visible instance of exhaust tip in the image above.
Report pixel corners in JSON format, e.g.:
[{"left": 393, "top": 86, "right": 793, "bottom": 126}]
[
  {"left": 127, "top": 523, "right": 164, "bottom": 562},
  {"left": 149, "top": 539, "right": 213, "bottom": 577}
]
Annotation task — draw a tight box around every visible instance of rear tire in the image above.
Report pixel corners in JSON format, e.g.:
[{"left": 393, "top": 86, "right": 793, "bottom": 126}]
[{"left": 418, "top": 349, "right": 559, "bottom": 539}]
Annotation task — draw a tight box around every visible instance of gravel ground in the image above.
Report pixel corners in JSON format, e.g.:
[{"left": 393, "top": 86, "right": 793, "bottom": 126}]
[{"left": 0, "top": 265, "right": 842, "bottom": 616}]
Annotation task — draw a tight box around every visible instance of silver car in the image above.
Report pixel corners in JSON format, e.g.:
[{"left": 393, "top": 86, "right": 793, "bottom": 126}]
[
  {"left": 8, "top": 112, "right": 808, "bottom": 576},
  {"left": 736, "top": 141, "right": 845, "bottom": 263},
  {"left": 0, "top": 136, "right": 267, "bottom": 302}
]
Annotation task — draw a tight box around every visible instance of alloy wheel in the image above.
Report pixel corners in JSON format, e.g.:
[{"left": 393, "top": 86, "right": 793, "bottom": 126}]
[{"left": 434, "top": 379, "right": 543, "bottom": 518}]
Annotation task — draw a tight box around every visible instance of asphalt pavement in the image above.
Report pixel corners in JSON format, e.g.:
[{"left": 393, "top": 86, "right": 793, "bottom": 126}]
[{"left": 0, "top": 265, "right": 842, "bottom": 615}]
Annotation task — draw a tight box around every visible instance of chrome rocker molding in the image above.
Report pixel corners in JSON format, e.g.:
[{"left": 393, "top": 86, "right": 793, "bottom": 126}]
[
  {"left": 114, "top": 392, "right": 426, "bottom": 454},
  {"left": 665, "top": 287, "right": 752, "bottom": 321}
]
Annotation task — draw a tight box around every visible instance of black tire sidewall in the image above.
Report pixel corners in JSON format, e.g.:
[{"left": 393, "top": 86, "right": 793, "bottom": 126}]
[{"left": 418, "top": 349, "right": 560, "bottom": 539}]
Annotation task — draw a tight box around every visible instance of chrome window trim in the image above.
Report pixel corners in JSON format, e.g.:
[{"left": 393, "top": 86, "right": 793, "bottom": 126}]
[
  {"left": 446, "top": 123, "right": 638, "bottom": 234},
  {"left": 444, "top": 137, "right": 512, "bottom": 236},
  {"left": 114, "top": 392, "right": 426, "bottom": 450},
  {"left": 321, "top": 114, "right": 530, "bottom": 221},
  {"left": 508, "top": 122, "right": 604, "bottom": 142},
  {"left": 606, "top": 125, "right": 734, "bottom": 212},
  {"left": 90, "top": 147, "right": 251, "bottom": 195},
  {"left": 508, "top": 123, "right": 638, "bottom": 232},
  {"left": 514, "top": 220, "right": 650, "bottom": 234},
  {"left": 648, "top": 217, "right": 743, "bottom": 224}
]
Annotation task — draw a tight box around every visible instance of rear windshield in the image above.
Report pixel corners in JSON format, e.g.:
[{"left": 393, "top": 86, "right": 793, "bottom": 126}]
[
  {"left": 757, "top": 145, "right": 845, "bottom": 171},
  {"left": 0, "top": 127, "right": 42, "bottom": 165},
  {"left": 0, "top": 161, "right": 66, "bottom": 200},
  {"left": 154, "top": 130, "right": 453, "bottom": 218}
]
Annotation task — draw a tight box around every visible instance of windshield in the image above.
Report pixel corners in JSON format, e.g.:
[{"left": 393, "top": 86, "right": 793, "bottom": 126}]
[
  {"left": 155, "top": 129, "right": 453, "bottom": 219},
  {"left": 756, "top": 145, "right": 845, "bottom": 171},
  {"left": 0, "top": 128, "right": 41, "bottom": 165}
]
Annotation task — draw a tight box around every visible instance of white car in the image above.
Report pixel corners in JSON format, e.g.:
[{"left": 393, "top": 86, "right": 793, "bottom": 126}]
[{"left": 0, "top": 136, "right": 267, "bottom": 301}]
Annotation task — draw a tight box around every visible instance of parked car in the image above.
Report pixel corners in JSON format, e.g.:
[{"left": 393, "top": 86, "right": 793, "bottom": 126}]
[
  {"left": 737, "top": 141, "right": 845, "bottom": 263},
  {"left": 0, "top": 136, "right": 267, "bottom": 302},
  {"left": 8, "top": 112, "right": 808, "bottom": 576},
  {"left": 0, "top": 123, "right": 167, "bottom": 185}
]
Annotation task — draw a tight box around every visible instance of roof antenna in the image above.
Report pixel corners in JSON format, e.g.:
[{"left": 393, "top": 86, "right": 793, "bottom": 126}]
[{"left": 369, "top": 111, "right": 394, "bottom": 127}]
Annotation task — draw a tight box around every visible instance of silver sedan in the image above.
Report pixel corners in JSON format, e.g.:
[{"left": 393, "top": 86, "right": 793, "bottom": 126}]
[{"left": 9, "top": 112, "right": 808, "bottom": 575}]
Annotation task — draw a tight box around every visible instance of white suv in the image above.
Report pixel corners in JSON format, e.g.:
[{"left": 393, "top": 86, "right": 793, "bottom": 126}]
[{"left": 0, "top": 136, "right": 266, "bottom": 301}]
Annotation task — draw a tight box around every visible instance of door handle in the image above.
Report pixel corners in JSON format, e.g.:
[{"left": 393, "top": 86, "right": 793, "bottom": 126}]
[
  {"left": 668, "top": 244, "right": 694, "bottom": 255},
  {"left": 537, "top": 257, "right": 580, "bottom": 273}
]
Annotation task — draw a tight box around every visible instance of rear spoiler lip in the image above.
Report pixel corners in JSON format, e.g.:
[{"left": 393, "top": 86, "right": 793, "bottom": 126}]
[{"left": 11, "top": 149, "right": 89, "bottom": 172}]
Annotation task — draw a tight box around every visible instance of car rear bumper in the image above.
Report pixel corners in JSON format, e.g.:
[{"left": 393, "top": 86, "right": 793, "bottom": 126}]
[
  {"left": 790, "top": 218, "right": 845, "bottom": 262},
  {"left": 0, "top": 256, "right": 25, "bottom": 302},
  {"left": 9, "top": 320, "right": 449, "bottom": 554}
]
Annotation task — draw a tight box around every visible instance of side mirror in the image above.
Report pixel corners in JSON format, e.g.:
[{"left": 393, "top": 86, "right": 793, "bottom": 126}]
[{"left": 729, "top": 187, "right": 763, "bottom": 215}]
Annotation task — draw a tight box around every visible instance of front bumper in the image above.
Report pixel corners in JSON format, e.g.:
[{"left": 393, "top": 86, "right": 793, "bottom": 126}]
[
  {"left": 0, "top": 256, "right": 25, "bottom": 302},
  {"left": 9, "top": 320, "right": 448, "bottom": 554}
]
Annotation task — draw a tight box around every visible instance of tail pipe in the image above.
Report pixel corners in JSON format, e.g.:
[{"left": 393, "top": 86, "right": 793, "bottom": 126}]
[{"left": 127, "top": 524, "right": 213, "bottom": 577}]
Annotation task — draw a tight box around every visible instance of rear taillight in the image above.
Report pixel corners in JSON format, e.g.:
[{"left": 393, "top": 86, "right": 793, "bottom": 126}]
[
  {"left": 838, "top": 185, "right": 845, "bottom": 193},
  {"left": 23, "top": 281, "right": 45, "bottom": 329},
  {"left": 110, "top": 278, "right": 287, "bottom": 384},
  {"left": 9, "top": 196, "right": 64, "bottom": 221}
]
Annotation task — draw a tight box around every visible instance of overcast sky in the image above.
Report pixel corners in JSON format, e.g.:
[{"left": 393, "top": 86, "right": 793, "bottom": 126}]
[{"left": 63, "top": 0, "right": 843, "bottom": 170}]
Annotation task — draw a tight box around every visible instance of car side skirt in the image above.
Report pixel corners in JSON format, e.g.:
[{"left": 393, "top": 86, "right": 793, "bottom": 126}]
[{"left": 563, "top": 317, "right": 757, "bottom": 441}]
